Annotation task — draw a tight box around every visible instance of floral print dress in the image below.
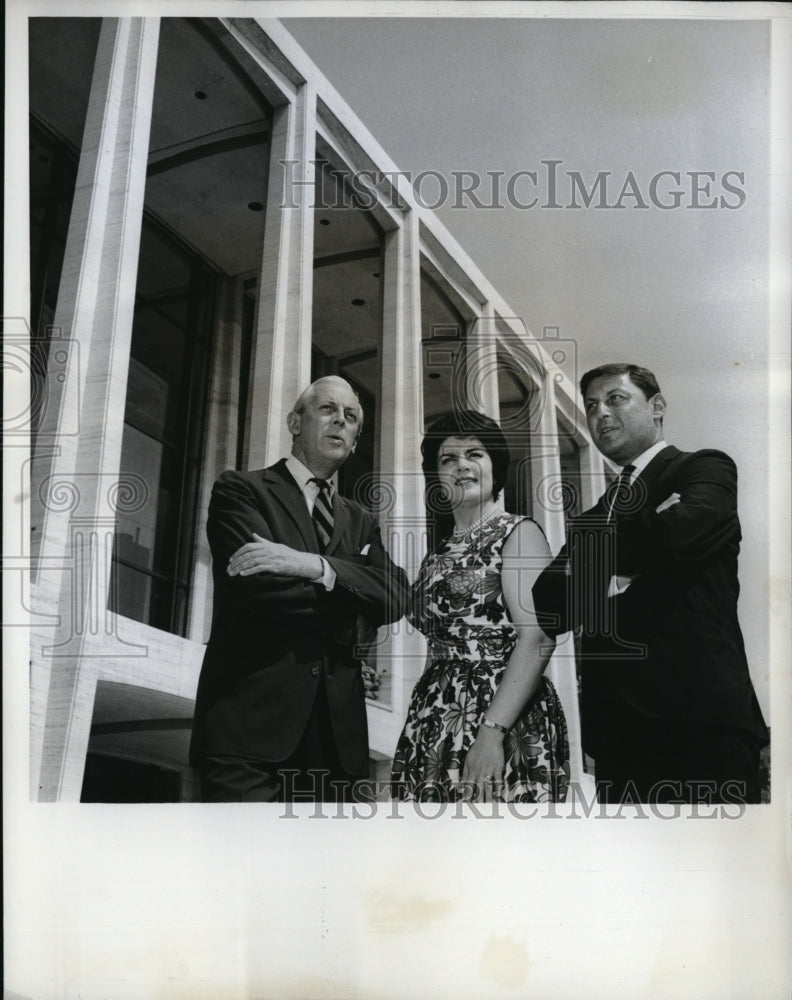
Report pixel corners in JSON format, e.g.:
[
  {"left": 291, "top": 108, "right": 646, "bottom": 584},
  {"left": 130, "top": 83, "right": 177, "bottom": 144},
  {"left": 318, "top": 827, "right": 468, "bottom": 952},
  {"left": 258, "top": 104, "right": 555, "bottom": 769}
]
[{"left": 391, "top": 512, "right": 570, "bottom": 802}]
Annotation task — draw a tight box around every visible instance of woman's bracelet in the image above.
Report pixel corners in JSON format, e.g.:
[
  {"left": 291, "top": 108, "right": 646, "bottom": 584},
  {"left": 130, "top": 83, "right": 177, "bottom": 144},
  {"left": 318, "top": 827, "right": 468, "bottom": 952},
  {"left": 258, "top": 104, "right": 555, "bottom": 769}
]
[{"left": 481, "top": 717, "right": 508, "bottom": 735}]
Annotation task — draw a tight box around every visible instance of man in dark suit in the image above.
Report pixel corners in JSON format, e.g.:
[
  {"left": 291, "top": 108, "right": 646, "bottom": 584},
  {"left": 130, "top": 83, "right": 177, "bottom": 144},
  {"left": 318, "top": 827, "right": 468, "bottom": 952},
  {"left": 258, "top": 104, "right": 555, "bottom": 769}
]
[
  {"left": 190, "top": 375, "right": 409, "bottom": 802},
  {"left": 533, "top": 363, "right": 768, "bottom": 804}
]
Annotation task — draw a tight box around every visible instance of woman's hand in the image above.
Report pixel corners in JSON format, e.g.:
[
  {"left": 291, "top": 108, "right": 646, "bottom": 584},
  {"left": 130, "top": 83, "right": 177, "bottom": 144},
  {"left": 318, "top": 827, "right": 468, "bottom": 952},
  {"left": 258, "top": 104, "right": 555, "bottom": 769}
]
[{"left": 462, "top": 726, "right": 506, "bottom": 803}]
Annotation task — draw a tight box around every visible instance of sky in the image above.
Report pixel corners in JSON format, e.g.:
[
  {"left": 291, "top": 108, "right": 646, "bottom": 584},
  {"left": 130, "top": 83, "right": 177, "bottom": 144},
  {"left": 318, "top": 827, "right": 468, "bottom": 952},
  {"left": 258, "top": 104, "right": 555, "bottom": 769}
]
[
  {"left": 283, "top": 12, "right": 776, "bottom": 712},
  {"left": 283, "top": 16, "right": 769, "bottom": 448}
]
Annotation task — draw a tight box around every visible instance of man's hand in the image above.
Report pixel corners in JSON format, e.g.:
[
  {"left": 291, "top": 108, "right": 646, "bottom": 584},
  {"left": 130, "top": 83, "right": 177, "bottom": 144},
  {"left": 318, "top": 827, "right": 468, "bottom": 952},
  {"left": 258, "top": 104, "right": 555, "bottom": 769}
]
[{"left": 227, "top": 533, "right": 323, "bottom": 581}]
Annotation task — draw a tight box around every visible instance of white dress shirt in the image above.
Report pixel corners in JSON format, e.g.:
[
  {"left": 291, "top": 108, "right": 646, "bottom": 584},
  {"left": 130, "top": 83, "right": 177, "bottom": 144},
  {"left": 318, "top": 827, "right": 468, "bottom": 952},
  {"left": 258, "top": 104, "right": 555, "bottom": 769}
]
[{"left": 619, "top": 439, "right": 668, "bottom": 484}]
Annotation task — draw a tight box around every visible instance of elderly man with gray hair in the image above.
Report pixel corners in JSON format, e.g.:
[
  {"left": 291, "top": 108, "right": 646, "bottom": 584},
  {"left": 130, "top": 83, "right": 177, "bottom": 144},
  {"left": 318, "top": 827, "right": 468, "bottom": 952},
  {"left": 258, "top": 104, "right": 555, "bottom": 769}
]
[{"left": 190, "top": 376, "right": 408, "bottom": 802}]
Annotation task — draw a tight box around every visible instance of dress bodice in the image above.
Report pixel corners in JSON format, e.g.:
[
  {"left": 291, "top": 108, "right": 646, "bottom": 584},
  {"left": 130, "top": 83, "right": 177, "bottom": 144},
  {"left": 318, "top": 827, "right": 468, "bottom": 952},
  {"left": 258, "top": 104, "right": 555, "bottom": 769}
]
[{"left": 409, "top": 512, "right": 527, "bottom": 659}]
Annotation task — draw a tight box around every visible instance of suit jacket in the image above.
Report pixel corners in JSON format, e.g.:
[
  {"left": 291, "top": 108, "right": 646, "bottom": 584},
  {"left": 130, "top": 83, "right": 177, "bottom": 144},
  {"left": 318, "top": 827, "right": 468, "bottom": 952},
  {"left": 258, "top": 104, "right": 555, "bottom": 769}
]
[
  {"left": 532, "top": 446, "right": 768, "bottom": 756},
  {"left": 189, "top": 460, "right": 409, "bottom": 775}
]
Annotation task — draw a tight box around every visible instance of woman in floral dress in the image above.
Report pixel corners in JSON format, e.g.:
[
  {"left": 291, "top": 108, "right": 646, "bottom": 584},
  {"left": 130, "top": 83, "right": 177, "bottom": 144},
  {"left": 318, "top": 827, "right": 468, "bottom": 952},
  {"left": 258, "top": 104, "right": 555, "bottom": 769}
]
[{"left": 391, "top": 410, "right": 569, "bottom": 802}]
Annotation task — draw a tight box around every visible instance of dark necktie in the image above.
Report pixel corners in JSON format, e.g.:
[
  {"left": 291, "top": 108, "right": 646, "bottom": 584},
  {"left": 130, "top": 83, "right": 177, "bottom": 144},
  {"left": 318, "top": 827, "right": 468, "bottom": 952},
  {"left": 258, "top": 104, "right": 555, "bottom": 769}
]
[
  {"left": 605, "top": 464, "right": 636, "bottom": 522},
  {"left": 309, "top": 478, "right": 334, "bottom": 552}
]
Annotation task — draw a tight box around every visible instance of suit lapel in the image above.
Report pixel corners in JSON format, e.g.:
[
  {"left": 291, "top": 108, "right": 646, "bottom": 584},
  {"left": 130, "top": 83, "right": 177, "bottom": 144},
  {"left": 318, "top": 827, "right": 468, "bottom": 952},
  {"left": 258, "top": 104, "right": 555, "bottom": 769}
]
[
  {"left": 585, "top": 445, "right": 682, "bottom": 517},
  {"left": 631, "top": 446, "right": 682, "bottom": 509},
  {"left": 261, "top": 460, "right": 318, "bottom": 551},
  {"left": 261, "top": 460, "right": 359, "bottom": 555}
]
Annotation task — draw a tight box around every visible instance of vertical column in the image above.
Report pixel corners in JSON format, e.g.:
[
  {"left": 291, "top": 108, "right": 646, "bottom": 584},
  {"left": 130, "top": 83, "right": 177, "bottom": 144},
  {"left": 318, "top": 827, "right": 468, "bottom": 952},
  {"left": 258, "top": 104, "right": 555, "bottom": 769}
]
[
  {"left": 186, "top": 276, "right": 244, "bottom": 644},
  {"left": 30, "top": 18, "right": 160, "bottom": 801},
  {"left": 246, "top": 86, "right": 316, "bottom": 469},
  {"left": 530, "top": 371, "right": 587, "bottom": 792},
  {"left": 371, "top": 213, "right": 426, "bottom": 754},
  {"left": 465, "top": 302, "right": 500, "bottom": 419},
  {"left": 530, "top": 372, "right": 565, "bottom": 555}
]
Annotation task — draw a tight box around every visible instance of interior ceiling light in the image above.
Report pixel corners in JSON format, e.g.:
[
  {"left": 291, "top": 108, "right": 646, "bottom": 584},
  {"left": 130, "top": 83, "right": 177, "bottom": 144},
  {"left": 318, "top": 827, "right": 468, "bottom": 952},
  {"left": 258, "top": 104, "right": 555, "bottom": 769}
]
[
  {"left": 351, "top": 298, "right": 365, "bottom": 306},
  {"left": 247, "top": 202, "right": 264, "bottom": 212}
]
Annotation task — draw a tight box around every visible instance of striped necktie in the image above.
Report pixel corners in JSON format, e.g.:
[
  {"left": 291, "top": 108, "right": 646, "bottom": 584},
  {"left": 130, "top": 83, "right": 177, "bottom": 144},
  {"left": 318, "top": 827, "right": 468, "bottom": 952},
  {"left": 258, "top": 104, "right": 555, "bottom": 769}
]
[
  {"left": 605, "top": 464, "right": 636, "bottom": 522},
  {"left": 309, "top": 478, "right": 334, "bottom": 552}
]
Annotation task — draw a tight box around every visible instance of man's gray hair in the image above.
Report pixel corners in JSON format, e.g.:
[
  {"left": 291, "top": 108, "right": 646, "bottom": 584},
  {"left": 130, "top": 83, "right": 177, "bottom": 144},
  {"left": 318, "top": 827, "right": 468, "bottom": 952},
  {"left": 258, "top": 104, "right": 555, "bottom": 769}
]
[{"left": 291, "top": 376, "right": 364, "bottom": 432}]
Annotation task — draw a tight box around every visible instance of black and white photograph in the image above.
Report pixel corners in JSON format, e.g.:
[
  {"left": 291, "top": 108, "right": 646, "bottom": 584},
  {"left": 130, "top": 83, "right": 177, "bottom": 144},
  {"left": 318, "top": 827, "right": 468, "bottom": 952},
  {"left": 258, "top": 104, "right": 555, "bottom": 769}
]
[{"left": 4, "top": 2, "right": 791, "bottom": 998}]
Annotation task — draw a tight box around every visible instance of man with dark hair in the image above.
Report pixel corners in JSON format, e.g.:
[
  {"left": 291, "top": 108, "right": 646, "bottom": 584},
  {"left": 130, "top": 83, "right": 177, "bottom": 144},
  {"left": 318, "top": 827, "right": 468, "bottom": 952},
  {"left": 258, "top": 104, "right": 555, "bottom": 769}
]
[
  {"left": 533, "top": 363, "right": 768, "bottom": 804},
  {"left": 578, "top": 363, "right": 661, "bottom": 405},
  {"left": 190, "top": 376, "right": 409, "bottom": 802}
]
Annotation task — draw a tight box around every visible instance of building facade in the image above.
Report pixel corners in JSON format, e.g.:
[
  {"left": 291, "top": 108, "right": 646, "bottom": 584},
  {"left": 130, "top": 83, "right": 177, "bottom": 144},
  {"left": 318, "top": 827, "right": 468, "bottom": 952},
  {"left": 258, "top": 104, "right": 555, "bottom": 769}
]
[{"left": 26, "top": 16, "right": 606, "bottom": 802}]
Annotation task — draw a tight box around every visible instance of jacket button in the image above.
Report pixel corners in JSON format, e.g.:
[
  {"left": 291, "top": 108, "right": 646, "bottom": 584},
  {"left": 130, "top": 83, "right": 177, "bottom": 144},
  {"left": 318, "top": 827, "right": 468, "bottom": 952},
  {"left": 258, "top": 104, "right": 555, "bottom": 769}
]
[{"left": 311, "top": 665, "right": 321, "bottom": 677}]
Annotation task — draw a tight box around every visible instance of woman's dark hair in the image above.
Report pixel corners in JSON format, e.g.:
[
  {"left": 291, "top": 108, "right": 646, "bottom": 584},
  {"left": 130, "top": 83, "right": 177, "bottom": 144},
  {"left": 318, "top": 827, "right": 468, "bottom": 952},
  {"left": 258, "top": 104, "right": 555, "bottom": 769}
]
[{"left": 421, "top": 409, "right": 510, "bottom": 549}]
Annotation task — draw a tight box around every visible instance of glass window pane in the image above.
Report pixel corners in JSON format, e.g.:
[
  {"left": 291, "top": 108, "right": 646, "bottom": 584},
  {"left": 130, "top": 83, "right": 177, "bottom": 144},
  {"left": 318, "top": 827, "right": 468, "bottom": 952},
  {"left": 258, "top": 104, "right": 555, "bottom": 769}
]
[
  {"left": 115, "top": 425, "right": 165, "bottom": 574},
  {"left": 110, "top": 559, "right": 181, "bottom": 634},
  {"left": 126, "top": 325, "right": 188, "bottom": 446},
  {"left": 497, "top": 351, "right": 535, "bottom": 517},
  {"left": 135, "top": 223, "right": 192, "bottom": 304},
  {"left": 420, "top": 269, "right": 467, "bottom": 422},
  {"left": 124, "top": 357, "right": 172, "bottom": 444},
  {"left": 110, "top": 560, "right": 153, "bottom": 624}
]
